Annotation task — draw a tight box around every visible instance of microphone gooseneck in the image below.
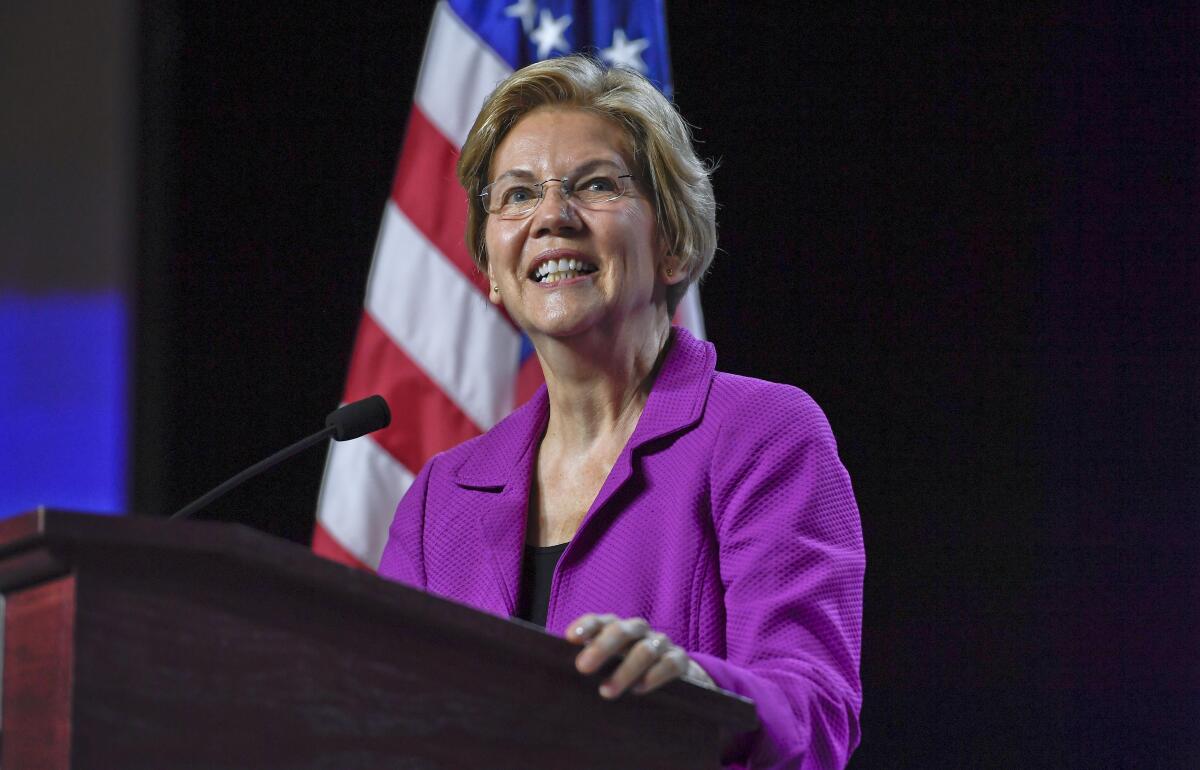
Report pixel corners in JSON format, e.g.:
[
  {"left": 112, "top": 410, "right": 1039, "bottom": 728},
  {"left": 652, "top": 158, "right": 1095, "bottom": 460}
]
[{"left": 170, "top": 395, "right": 391, "bottom": 521}]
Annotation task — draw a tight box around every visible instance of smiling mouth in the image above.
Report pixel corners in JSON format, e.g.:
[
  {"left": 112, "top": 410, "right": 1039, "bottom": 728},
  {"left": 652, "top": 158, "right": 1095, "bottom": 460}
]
[{"left": 531, "top": 258, "right": 599, "bottom": 284}]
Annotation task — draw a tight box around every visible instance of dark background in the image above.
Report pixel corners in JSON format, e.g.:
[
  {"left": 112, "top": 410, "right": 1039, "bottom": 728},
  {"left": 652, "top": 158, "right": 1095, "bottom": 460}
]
[{"left": 133, "top": 3, "right": 1198, "bottom": 767}]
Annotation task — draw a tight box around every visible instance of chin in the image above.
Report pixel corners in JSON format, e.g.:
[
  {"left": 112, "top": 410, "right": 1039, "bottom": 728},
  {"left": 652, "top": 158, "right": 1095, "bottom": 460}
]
[
  {"left": 524, "top": 307, "right": 609, "bottom": 340},
  {"left": 520, "top": 295, "right": 608, "bottom": 338},
  {"left": 528, "top": 317, "right": 596, "bottom": 340}
]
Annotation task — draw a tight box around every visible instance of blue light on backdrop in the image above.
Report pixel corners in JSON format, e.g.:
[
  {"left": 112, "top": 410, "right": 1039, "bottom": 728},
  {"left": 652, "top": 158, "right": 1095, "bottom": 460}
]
[{"left": 0, "top": 292, "right": 126, "bottom": 517}]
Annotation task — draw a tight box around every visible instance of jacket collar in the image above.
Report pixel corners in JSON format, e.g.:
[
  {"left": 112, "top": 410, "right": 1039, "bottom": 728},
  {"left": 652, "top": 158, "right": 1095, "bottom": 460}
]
[
  {"left": 448, "top": 326, "right": 716, "bottom": 490},
  {"left": 450, "top": 327, "right": 717, "bottom": 616}
]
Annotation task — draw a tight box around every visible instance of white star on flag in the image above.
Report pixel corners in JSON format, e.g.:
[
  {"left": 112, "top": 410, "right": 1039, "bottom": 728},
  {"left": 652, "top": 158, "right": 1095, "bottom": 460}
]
[
  {"left": 600, "top": 28, "right": 650, "bottom": 72},
  {"left": 504, "top": 0, "right": 538, "bottom": 34},
  {"left": 530, "top": 8, "right": 572, "bottom": 60}
]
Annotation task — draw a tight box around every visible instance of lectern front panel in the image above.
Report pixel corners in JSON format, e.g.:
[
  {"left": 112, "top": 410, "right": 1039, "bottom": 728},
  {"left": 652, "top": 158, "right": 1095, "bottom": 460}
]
[{"left": 2, "top": 574, "right": 76, "bottom": 770}]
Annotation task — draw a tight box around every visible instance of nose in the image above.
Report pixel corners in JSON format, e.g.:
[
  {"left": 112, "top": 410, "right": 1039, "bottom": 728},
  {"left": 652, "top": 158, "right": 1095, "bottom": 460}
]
[{"left": 531, "top": 180, "right": 581, "bottom": 237}]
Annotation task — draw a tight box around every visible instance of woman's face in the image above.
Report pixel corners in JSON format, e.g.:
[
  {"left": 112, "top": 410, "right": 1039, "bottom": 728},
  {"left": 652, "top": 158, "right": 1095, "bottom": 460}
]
[{"left": 484, "top": 108, "right": 683, "bottom": 341}]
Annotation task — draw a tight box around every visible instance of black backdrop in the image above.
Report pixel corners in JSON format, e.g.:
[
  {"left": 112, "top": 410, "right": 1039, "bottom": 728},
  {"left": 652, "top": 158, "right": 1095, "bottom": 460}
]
[{"left": 133, "top": 4, "right": 1198, "bottom": 766}]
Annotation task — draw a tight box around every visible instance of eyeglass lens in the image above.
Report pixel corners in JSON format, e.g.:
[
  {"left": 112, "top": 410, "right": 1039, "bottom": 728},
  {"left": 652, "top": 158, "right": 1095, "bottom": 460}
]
[{"left": 483, "top": 174, "right": 633, "bottom": 217}]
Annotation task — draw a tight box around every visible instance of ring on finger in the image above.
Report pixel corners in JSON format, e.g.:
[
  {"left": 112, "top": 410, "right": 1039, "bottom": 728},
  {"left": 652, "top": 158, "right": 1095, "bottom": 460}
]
[{"left": 643, "top": 634, "right": 667, "bottom": 656}]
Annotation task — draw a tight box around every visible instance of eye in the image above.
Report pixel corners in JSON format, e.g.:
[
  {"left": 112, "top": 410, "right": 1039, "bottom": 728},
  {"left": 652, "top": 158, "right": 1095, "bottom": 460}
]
[
  {"left": 578, "top": 175, "right": 619, "bottom": 193},
  {"left": 501, "top": 185, "right": 536, "bottom": 204}
]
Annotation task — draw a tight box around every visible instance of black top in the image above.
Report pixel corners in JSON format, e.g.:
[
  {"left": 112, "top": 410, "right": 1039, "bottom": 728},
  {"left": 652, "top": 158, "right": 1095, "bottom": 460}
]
[{"left": 515, "top": 542, "right": 569, "bottom": 627}]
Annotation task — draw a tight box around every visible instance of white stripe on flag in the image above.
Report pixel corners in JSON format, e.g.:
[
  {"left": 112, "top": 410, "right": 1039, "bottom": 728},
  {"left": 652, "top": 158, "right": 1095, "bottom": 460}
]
[
  {"left": 366, "top": 201, "right": 520, "bottom": 431},
  {"left": 317, "top": 435, "right": 415, "bottom": 569},
  {"left": 676, "top": 285, "right": 706, "bottom": 340},
  {"left": 415, "top": 2, "right": 514, "bottom": 148}
]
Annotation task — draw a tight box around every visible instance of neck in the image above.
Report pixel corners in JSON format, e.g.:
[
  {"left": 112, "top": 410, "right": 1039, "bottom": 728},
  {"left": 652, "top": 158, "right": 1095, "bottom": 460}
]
[{"left": 534, "top": 313, "right": 673, "bottom": 451}]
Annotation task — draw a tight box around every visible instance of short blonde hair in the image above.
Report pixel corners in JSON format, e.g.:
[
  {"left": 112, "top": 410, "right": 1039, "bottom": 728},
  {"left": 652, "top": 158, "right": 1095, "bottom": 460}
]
[{"left": 457, "top": 55, "right": 716, "bottom": 314}]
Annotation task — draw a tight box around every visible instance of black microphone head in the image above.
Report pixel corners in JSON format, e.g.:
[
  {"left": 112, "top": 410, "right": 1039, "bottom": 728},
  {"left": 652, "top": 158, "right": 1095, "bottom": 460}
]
[{"left": 326, "top": 395, "right": 391, "bottom": 441}]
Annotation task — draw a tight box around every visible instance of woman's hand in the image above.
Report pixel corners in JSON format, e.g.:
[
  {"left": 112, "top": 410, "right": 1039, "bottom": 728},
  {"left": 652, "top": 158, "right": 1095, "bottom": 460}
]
[{"left": 566, "top": 613, "right": 715, "bottom": 699}]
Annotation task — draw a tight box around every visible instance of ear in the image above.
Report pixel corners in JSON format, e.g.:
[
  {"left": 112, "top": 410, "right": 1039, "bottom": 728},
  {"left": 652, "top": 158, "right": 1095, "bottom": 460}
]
[{"left": 486, "top": 263, "right": 504, "bottom": 306}]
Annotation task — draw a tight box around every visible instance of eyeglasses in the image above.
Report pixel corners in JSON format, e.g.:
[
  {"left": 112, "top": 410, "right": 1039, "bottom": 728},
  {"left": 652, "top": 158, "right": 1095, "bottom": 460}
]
[{"left": 480, "top": 173, "right": 637, "bottom": 219}]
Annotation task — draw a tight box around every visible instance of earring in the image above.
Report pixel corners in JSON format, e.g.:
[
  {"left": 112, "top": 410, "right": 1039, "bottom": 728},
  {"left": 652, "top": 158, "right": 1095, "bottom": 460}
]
[
  {"left": 666, "top": 267, "right": 674, "bottom": 276},
  {"left": 492, "top": 285, "right": 500, "bottom": 294}
]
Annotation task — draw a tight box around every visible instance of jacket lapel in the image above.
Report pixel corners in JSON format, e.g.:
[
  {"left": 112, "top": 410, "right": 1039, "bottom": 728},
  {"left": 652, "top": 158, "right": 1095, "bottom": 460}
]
[
  {"left": 450, "top": 389, "right": 549, "bottom": 615},
  {"left": 581, "top": 328, "right": 717, "bottom": 529}
]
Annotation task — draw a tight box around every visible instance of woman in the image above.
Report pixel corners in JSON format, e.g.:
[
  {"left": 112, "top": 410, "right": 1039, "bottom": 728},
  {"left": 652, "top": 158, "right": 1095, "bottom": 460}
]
[{"left": 378, "top": 54, "right": 864, "bottom": 769}]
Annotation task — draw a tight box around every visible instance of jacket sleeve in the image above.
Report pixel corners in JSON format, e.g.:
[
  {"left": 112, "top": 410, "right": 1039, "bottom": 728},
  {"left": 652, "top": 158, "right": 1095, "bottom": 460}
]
[
  {"left": 690, "top": 384, "right": 865, "bottom": 770},
  {"left": 377, "top": 454, "right": 435, "bottom": 589}
]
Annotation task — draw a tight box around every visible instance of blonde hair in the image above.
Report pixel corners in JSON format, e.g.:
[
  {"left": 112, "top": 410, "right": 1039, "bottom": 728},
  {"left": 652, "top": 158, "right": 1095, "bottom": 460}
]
[{"left": 457, "top": 55, "right": 716, "bottom": 314}]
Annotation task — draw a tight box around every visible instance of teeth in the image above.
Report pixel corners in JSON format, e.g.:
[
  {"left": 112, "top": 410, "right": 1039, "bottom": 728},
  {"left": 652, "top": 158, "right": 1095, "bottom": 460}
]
[
  {"left": 534, "top": 258, "right": 596, "bottom": 281},
  {"left": 542, "top": 270, "right": 580, "bottom": 284}
]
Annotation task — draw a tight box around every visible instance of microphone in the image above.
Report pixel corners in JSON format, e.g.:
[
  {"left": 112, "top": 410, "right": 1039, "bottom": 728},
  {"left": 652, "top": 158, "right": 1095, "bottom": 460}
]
[
  {"left": 325, "top": 393, "right": 391, "bottom": 441},
  {"left": 170, "top": 395, "right": 391, "bottom": 521}
]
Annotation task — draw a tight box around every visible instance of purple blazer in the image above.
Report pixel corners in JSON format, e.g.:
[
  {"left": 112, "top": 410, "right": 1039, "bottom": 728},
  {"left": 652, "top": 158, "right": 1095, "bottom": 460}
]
[{"left": 379, "top": 328, "right": 864, "bottom": 769}]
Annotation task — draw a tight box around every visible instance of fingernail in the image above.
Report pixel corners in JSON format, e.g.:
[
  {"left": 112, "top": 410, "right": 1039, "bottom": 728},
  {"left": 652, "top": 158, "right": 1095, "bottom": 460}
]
[{"left": 599, "top": 683, "right": 615, "bottom": 698}]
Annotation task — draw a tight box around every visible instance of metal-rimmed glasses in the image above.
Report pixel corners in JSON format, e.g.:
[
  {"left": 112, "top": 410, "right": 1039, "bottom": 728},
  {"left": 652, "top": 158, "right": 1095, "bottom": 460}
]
[{"left": 480, "top": 172, "right": 637, "bottom": 219}]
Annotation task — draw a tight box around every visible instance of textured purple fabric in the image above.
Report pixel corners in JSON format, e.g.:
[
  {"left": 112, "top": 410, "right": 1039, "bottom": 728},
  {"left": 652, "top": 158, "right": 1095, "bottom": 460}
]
[{"left": 379, "top": 328, "right": 864, "bottom": 769}]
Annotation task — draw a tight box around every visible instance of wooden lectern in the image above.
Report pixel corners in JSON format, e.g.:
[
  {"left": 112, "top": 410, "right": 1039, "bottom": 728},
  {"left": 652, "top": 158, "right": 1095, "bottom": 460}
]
[{"left": 0, "top": 510, "right": 756, "bottom": 769}]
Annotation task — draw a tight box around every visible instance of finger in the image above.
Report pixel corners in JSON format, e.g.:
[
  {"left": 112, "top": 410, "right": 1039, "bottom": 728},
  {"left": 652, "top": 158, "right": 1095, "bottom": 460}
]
[
  {"left": 600, "top": 632, "right": 670, "bottom": 699},
  {"left": 565, "top": 613, "right": 616, "bottom": 644},
  {"left": 630, "top": 647, "right": 691, "bottom": 695},
  {"left": 575, "top": 617, "right": 648, "bottom": 674}
]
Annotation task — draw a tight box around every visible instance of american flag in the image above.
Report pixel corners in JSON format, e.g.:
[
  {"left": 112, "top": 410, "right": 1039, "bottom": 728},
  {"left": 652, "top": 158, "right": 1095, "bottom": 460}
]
[{"left": 313, "top": 0, "right": 704, "bottom": 569}]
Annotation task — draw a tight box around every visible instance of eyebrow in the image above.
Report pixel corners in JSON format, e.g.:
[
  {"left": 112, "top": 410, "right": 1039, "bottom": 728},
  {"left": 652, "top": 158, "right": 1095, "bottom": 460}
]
[{"left": 491, "top": 158, "right": 626, "bottom": 184}]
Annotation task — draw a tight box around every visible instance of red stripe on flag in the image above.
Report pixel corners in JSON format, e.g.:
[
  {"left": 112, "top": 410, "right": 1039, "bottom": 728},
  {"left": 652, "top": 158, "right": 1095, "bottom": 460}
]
[
  {"left": 515, "top": 353, "right": 545, "bottom": 406},
  {"left": 392, "top": 108, "right": 488, "bottom": 296},
  {"left": 342, "top": 311, "right": 482, "bottom": 472},
  {"left": 312, "top": 521, "right": 371, "bottom": 570}
]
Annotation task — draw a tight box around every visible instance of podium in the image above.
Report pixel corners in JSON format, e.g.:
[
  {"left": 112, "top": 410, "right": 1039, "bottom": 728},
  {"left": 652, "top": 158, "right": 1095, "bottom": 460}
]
[{"left": 0, "top": 510, "right": 756, "bottom": 769}]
